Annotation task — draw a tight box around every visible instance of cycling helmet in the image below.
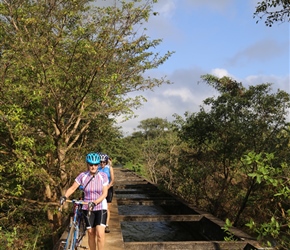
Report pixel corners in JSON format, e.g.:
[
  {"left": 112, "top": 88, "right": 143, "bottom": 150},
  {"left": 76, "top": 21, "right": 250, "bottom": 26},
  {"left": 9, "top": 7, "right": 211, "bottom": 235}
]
[
  {"left": 86, "top": 152, "right": 101, "bottom": 164},
  {"left": 100, "top": 153, "right": 109, "bottom": 163}
]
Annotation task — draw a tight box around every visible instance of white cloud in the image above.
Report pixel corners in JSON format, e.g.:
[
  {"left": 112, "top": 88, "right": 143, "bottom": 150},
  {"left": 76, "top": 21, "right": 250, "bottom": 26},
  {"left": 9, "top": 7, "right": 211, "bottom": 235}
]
[
  {"left": 163, "top": 88, "right": 194, "bottom": 102},
  {"left": 117, "top": 69, "right": 289, "bottom": 135},
  {"left": 244, "top": 74, "right": 290, "bottom": 92},
  {"left": 211, "top": 68, "right": 231, "bottom": 78}
]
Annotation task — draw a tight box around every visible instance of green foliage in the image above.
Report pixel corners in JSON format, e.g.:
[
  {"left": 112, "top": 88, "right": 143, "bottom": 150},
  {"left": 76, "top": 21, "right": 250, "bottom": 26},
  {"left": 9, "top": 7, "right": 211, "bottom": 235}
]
[
  {"left": 0, "top": 206, "right": 54, "bottom": 250},
  {"left": 119, "top": 74, "right": 290, "bottom": 248},
  {"left": 0, "top": 226, "right": 40, "bottom": 250},
  {"left": 118, "top": 117, "right": 184, "bottom": 193},
  {"left": 246, "top": 152, "right": 279, "bottom": 185},
  {"left": 222, "top": 219, "right": 237, "bottom": 242},
  {"left": 131, "top": 117, "right": 181, "bottom": 184},
  {"left": 0, "top": 0, "right": 172, "bottom": 246},
  {"left": 116, "top": 131, "right": 145, "bottom": 167},
  {"left": 173, "top": 75, "right": 290, "bottom": 247},
  {"left": 244, "top": 152, "right": 290, "bottom": 249},
  {"left": 123, "top": 162, "right": 146, "bottom": 176},
  {"left": 0, "top": 227, "right": 18, "bottom": 249},
  {"left": 254, "top": 0, "right": 290, "bottom": 26},
  {"left": 116, "top": 74, "right": 290, "bottom": 248}
]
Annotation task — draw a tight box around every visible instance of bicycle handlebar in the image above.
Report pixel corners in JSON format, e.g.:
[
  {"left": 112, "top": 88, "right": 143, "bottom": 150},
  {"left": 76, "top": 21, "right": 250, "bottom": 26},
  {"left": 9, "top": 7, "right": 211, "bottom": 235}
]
[
  {"left": 59, "top": 199, "right": 95, "bottom": 216},
  {"left": 65, "top": 199, "right": 89, "bottom": 205},
  {"left": 59, "top": 199, "right": 88, "bottom": 211}
]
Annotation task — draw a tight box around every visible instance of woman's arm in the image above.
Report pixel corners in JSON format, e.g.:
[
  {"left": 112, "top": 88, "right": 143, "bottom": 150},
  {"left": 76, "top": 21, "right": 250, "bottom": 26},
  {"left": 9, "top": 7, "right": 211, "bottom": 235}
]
[
  {"left": 64, "top": 181, "right": 79, "bottom": 198},
  {"left": 109, "top": 166, "right": 114, "bottom": 187}
]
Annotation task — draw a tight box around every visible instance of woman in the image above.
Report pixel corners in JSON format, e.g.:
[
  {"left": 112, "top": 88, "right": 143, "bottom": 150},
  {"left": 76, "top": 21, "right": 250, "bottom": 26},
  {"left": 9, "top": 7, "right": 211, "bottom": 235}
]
[
  {"left": 98, "top": 154, "right": 114, "bottom": 233},
  {"left": 60, "top": 152, "right": 109, "bottom": 250}
]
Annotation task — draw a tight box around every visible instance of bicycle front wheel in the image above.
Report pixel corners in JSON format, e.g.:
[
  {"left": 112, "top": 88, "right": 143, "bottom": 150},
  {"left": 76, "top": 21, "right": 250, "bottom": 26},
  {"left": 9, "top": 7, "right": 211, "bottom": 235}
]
[
  {"left": 77, "top": 216, "right": 86, "bottom": 247},
  {"left": 64, "top": 224, "right": 76, "bottom": 250}
]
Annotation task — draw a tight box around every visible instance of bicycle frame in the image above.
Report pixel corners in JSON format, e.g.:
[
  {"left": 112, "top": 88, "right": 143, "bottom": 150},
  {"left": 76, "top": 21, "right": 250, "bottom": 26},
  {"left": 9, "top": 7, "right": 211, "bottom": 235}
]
[{"left": 60, "top": 199, "right": 88, "bottom": 250}]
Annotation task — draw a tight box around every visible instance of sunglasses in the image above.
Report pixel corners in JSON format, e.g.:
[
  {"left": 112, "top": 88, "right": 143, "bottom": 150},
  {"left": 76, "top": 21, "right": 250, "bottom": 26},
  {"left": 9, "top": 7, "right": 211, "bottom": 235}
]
[
  {"left": 100, "top": 161, "right": 106, "bottom": 163},
  {"left": 89, "top": 164, "right": 98, "bottom": 167}
]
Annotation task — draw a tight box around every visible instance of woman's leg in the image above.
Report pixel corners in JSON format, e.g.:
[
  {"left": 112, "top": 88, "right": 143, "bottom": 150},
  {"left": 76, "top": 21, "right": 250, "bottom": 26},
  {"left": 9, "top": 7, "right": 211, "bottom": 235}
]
[
  {"left": 96, "top": 225, "right": 106, "bottom": 250},
  {"left": 87, "top": 227, "right": 97, "bottom": 249},
  {"left": 107, "top": 203, "right": 111, "bottom": 226},
  {"left": 105, "top": 187, "right": 113, "bottom": 232}
]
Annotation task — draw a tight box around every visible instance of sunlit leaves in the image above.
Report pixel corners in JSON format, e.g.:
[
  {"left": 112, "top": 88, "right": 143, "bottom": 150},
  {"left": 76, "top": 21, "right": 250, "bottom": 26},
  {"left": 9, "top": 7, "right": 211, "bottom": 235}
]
[{"left": 244, "top": 151, "right": 290, "bottom": 248}]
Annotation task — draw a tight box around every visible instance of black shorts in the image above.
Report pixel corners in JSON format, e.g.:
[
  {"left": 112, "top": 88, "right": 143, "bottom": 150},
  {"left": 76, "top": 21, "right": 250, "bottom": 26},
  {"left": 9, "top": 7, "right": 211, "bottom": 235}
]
[
  {"left": 83, "top": 210, "right": 107, "bottom": 229},
  {"left": 106, "top": 186, "right": 114, "bottom": 203}
]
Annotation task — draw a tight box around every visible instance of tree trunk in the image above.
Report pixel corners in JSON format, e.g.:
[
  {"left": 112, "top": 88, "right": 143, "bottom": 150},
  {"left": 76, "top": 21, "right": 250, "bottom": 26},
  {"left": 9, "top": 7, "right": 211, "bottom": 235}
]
[{"left": 233, "top": 178, "right": 255, "bottom": 226}]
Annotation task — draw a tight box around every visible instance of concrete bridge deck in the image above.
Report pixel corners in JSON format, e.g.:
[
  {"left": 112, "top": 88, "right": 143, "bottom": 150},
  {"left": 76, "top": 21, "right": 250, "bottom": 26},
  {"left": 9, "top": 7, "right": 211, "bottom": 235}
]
[{"left": 57, "top": 167, "right": 266, "bottom": 250}]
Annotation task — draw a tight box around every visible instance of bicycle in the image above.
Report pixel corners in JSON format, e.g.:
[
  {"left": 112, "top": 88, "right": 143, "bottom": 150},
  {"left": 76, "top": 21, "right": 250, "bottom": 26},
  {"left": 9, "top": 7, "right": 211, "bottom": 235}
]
[{"left": 59, "top": 199, "right": 88, "bottom": 250}]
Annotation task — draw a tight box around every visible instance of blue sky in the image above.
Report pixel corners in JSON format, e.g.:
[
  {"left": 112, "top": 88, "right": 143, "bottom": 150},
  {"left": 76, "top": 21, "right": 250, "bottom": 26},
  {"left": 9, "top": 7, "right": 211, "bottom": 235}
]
[{"left": 116, "top": 0, "right": 290, "bottom": 135}]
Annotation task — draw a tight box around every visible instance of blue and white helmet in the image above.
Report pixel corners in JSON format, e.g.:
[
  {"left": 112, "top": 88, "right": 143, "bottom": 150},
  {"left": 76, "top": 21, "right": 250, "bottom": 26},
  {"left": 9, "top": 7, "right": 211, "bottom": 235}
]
[
  {"left": 100, "top": 153, "right": 109, "bottom": 164},
  {"left": 86, "top": 152, "right": 100, "bottom": 164}
]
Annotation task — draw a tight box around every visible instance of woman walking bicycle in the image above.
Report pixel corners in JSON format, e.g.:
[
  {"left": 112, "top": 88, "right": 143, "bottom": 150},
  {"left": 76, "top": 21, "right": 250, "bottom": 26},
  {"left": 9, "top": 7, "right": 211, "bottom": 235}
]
[
  {"left": 59, "top": 198, "right": 88, "bottom": 250},
  {"left": 60, "top": 152, "right": 109, "bottom": 250}
]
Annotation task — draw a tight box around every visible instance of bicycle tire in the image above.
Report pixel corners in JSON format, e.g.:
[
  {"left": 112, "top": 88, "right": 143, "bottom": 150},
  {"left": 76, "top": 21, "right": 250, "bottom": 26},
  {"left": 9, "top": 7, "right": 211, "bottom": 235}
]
[
  {"left": 76, "top": 217, "right": 86, "bottom": 249},
  {"left": 64, "top": 224, "right": 76, "bottom": 250},
  {"left": 73, "top": 226, "right": 79, "bottom": 250}
]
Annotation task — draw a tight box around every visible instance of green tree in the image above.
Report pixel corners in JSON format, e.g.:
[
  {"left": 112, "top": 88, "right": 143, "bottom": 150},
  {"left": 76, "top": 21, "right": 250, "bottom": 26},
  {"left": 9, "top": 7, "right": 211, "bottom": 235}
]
[
  {"left": 177, "top": 75, "right": 290, "bottom": 227},
  {"left": 120, "top": 116, "right": 189, "bottom": 190},
  {"left": 254, "top": 0, "right": 290, "bottom": 26},
  {"left": 130, "top": 117, "right": 180, "bottom": 185},
  {"left": 119, "top": 130, "right": 147, "bottom": 174},
  {"left": 0, "top": 0, "right": 172, "bottom": 248}
]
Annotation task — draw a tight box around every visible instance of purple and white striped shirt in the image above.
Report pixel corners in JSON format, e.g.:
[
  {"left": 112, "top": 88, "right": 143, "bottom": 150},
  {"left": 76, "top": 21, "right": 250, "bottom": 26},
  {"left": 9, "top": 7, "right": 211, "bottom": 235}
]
[{"left": 75, "top": 171, "right": 109, "bottom": 211}]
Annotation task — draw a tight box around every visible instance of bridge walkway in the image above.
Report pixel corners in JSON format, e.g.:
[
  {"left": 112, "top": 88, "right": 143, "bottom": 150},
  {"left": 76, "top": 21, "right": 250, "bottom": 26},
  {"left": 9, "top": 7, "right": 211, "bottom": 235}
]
[{"left": 57, "top": 167, "right": 267, "bottom": 250}]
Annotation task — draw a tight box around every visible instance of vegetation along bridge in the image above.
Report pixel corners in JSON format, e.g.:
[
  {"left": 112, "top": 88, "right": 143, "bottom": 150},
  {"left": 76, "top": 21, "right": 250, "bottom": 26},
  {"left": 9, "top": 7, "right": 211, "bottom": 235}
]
[{"left": 56, "top": 167, "right": 268, "bottom": 250}]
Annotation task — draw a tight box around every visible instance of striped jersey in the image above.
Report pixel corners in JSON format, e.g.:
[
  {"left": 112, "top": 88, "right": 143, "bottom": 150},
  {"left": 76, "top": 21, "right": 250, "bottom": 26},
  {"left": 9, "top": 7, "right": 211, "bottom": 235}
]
[{"left": 75, "top": 171, "right": 109, "bottom": 211}]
